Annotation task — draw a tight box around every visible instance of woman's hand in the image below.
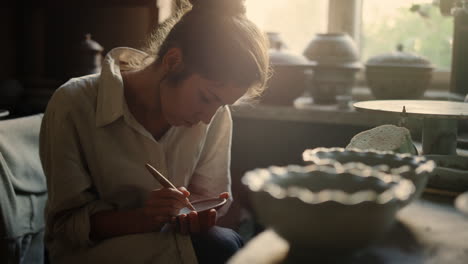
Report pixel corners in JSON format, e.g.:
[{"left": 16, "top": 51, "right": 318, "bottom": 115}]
[
  {"left": 140, "top": 187, "right": 191, "bottom": 232},
  {"left": 172, "top": 192, "right": 229, "bottom": 235}
]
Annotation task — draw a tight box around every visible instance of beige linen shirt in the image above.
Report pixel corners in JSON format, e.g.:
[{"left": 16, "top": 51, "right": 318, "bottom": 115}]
[{"left": 39, "top": 47, "right": 233, "bottom": 263}]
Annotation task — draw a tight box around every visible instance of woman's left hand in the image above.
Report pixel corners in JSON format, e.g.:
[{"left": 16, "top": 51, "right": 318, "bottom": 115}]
[{"left": 172, "top": 192, "right": 229, "bottom": 234}]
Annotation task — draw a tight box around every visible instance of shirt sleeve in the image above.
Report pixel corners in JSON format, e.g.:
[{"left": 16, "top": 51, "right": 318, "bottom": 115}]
[
  {"left": 188, "top": 106, "right": 233, "bottom": 217},
  {"left": 39, "top": 90, "right": 114, "bottom": 248}
]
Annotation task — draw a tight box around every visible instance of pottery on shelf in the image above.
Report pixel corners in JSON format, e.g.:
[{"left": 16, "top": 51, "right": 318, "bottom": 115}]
[
  {"left": 365, "top": 44, "right": 434, "bottom": 99},
  {"left": 262, "top": 32, "right": 313, "bottom": 106},
  {"left": 302, "top": 33, "right": 362, "bottom": 105},
  {"left": 302, "top": 147, "right": 435, "bottom": 205},
  {"left": 242, "top": 164, "right": 414, "bottom": 252},
  {"left": 73, "top": 33, "right": 104, "bottom": 77}
]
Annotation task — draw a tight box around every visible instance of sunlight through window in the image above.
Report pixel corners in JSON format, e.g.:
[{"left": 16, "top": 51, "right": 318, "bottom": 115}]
[
  {"left": 362, "top": 0, "right": 453, "bottom": 70},
  {"left": 245, "top": 0, "right": 329, "bottom": 55}
]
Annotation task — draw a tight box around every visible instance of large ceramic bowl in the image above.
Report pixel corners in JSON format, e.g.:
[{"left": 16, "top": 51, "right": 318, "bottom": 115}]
[
  {"left": 366, "top": 66, "right": 433, "bottom": 99},
  {"left": 303, "top": 147, "right": 435, "bottom": 205},
  {"left": 242, "top": 164, "right": 414, "bottom": 252}
]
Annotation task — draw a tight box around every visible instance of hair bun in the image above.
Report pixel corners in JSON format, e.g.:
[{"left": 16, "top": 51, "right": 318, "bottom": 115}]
[{"left": 189, "top": 0, "right": 246, "bottom": 16}]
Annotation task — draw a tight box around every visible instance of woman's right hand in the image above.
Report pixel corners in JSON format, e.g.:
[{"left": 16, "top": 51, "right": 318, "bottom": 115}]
[{"left": 140, "top": 187, "right": 191, "bottom": 231}]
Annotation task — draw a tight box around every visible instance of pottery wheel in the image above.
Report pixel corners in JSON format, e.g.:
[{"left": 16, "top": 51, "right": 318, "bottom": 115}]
[
  {"left": 354, "top": 100, "right": 468, "bottom": 155},
  {"left": 353, "top": 100, "right": 468, "bottom": 120}
]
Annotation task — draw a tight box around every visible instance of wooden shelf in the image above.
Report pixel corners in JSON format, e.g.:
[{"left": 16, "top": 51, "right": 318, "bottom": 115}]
[{"left": 231, "top": 103, "right": 423, "bottom": 131}]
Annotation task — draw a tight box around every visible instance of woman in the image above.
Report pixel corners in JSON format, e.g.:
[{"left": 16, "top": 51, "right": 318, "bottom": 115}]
[{"left": 39, "top": 0, "right": 269, "bottom": 263}]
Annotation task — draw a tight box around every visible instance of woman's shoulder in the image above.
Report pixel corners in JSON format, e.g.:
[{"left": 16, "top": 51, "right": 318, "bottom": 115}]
[
  {"left": 48, "top": 74, "right": 100, "bottom": 113},
  {"left": 218, "top": 106, "right": 233, "bottom": 119},
  {"left": 206, "top": 106, "right": 233, "bottom": 132}
]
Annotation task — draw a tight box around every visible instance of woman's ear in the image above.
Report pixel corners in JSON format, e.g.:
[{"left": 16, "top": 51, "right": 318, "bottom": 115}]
[{"left": 162, "top": 47, "right": 184, "bottom": 74}]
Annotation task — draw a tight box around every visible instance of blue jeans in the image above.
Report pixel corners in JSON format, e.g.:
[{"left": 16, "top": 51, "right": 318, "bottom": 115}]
[{"left": 191, "top": 226, "right": 244, "bottom": 264}]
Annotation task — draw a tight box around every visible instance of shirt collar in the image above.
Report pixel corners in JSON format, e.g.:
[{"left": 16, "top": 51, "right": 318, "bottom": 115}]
[{"left": 95, "top": 47, "right": 149, "bottom": 127}]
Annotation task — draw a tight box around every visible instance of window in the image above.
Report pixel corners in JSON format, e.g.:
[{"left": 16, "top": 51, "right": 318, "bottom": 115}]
[
  {"left": 362, "top": 0, "right": 453, "bottom": 70},
  {"left": 245, "top": 0, "right": 453, "bottom": 88},
  {"left": 245, "top": 0, "right": 328, "bottom": 55}
]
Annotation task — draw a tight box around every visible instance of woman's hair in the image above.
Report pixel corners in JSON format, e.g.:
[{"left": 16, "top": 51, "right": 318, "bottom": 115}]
[{"left": 135, "top": 0, "right": 270, "bottom": 103}]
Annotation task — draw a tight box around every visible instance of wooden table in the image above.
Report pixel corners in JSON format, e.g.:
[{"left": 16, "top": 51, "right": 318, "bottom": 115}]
[
  {"left": 228, "top": 197, "right": 468, "bottom": 264},
  {"left": 354, "top": 100, "right": 468, "bottom": 155}
]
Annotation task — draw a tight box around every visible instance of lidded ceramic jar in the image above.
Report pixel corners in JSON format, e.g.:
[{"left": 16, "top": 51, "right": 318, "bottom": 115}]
[
  {"left": 365, "top": 44, "right": 434, "bottom": 99},
  {"left": 302, "top": 33, "right": 362, "bottom": 104},
  {"left": 73, "top": 33, "right": 104, "bottom": 77},
  {"left": 262, "top": 32, "right": 313, "bottom": 106}
]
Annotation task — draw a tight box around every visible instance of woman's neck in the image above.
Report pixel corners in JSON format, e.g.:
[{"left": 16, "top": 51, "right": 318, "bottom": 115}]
[
  {"left": 122, "top": 64, "right": 171, "bottom": 138},
  {"left": 123, "top": 65, "right": 161, "bottom": 113}
]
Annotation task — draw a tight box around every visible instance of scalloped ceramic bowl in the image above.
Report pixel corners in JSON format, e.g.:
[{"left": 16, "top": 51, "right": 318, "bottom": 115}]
[
  {"left": 242, "top": 164, "right": 414, "bottom": 251},
  {"left": 303, "top": 147, "right": 435, "bottom": 205}
]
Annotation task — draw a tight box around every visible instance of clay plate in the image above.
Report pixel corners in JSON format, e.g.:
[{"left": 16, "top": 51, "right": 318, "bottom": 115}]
[{"left": 178, "top": 197, "right": 227, "bottom": 215}]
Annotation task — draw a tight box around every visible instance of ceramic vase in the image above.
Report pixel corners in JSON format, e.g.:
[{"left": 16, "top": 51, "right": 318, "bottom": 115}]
[{"left": 303, "top": 33, "right": 361, "bottom": 104}]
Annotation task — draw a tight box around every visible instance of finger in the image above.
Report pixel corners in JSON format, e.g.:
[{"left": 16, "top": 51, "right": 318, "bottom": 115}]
[
  {"left": 146, "top": 197, "right": 187, "bottom": 209},
  {"left": 150, "top": 188, "right": 188, "bottom": 202},
  {"left": 179, "top": 214, "right": 189, "bottom": 235},
  {"left": 208, "top": 209, "right": 217, "bottom": 228},
  {"left": 189, "top": 211, "right": 200, "bottom": 233},
  {"left": 178, "top": 187, "right": 190, "bottom": 197},
  {"left": 143, "top": 205, "right": 183, "bottom": 217},
  {"left": 151, "top": 189, "right": 186, "bottom": 203},
  {"left": 219, "top": 192, "right": 229, "bottom": 199}
]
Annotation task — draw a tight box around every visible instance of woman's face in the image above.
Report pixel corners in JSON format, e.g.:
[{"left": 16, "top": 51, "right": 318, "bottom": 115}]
[{"left": 160, "top": 73, "right": 247, "bottom": 127}]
